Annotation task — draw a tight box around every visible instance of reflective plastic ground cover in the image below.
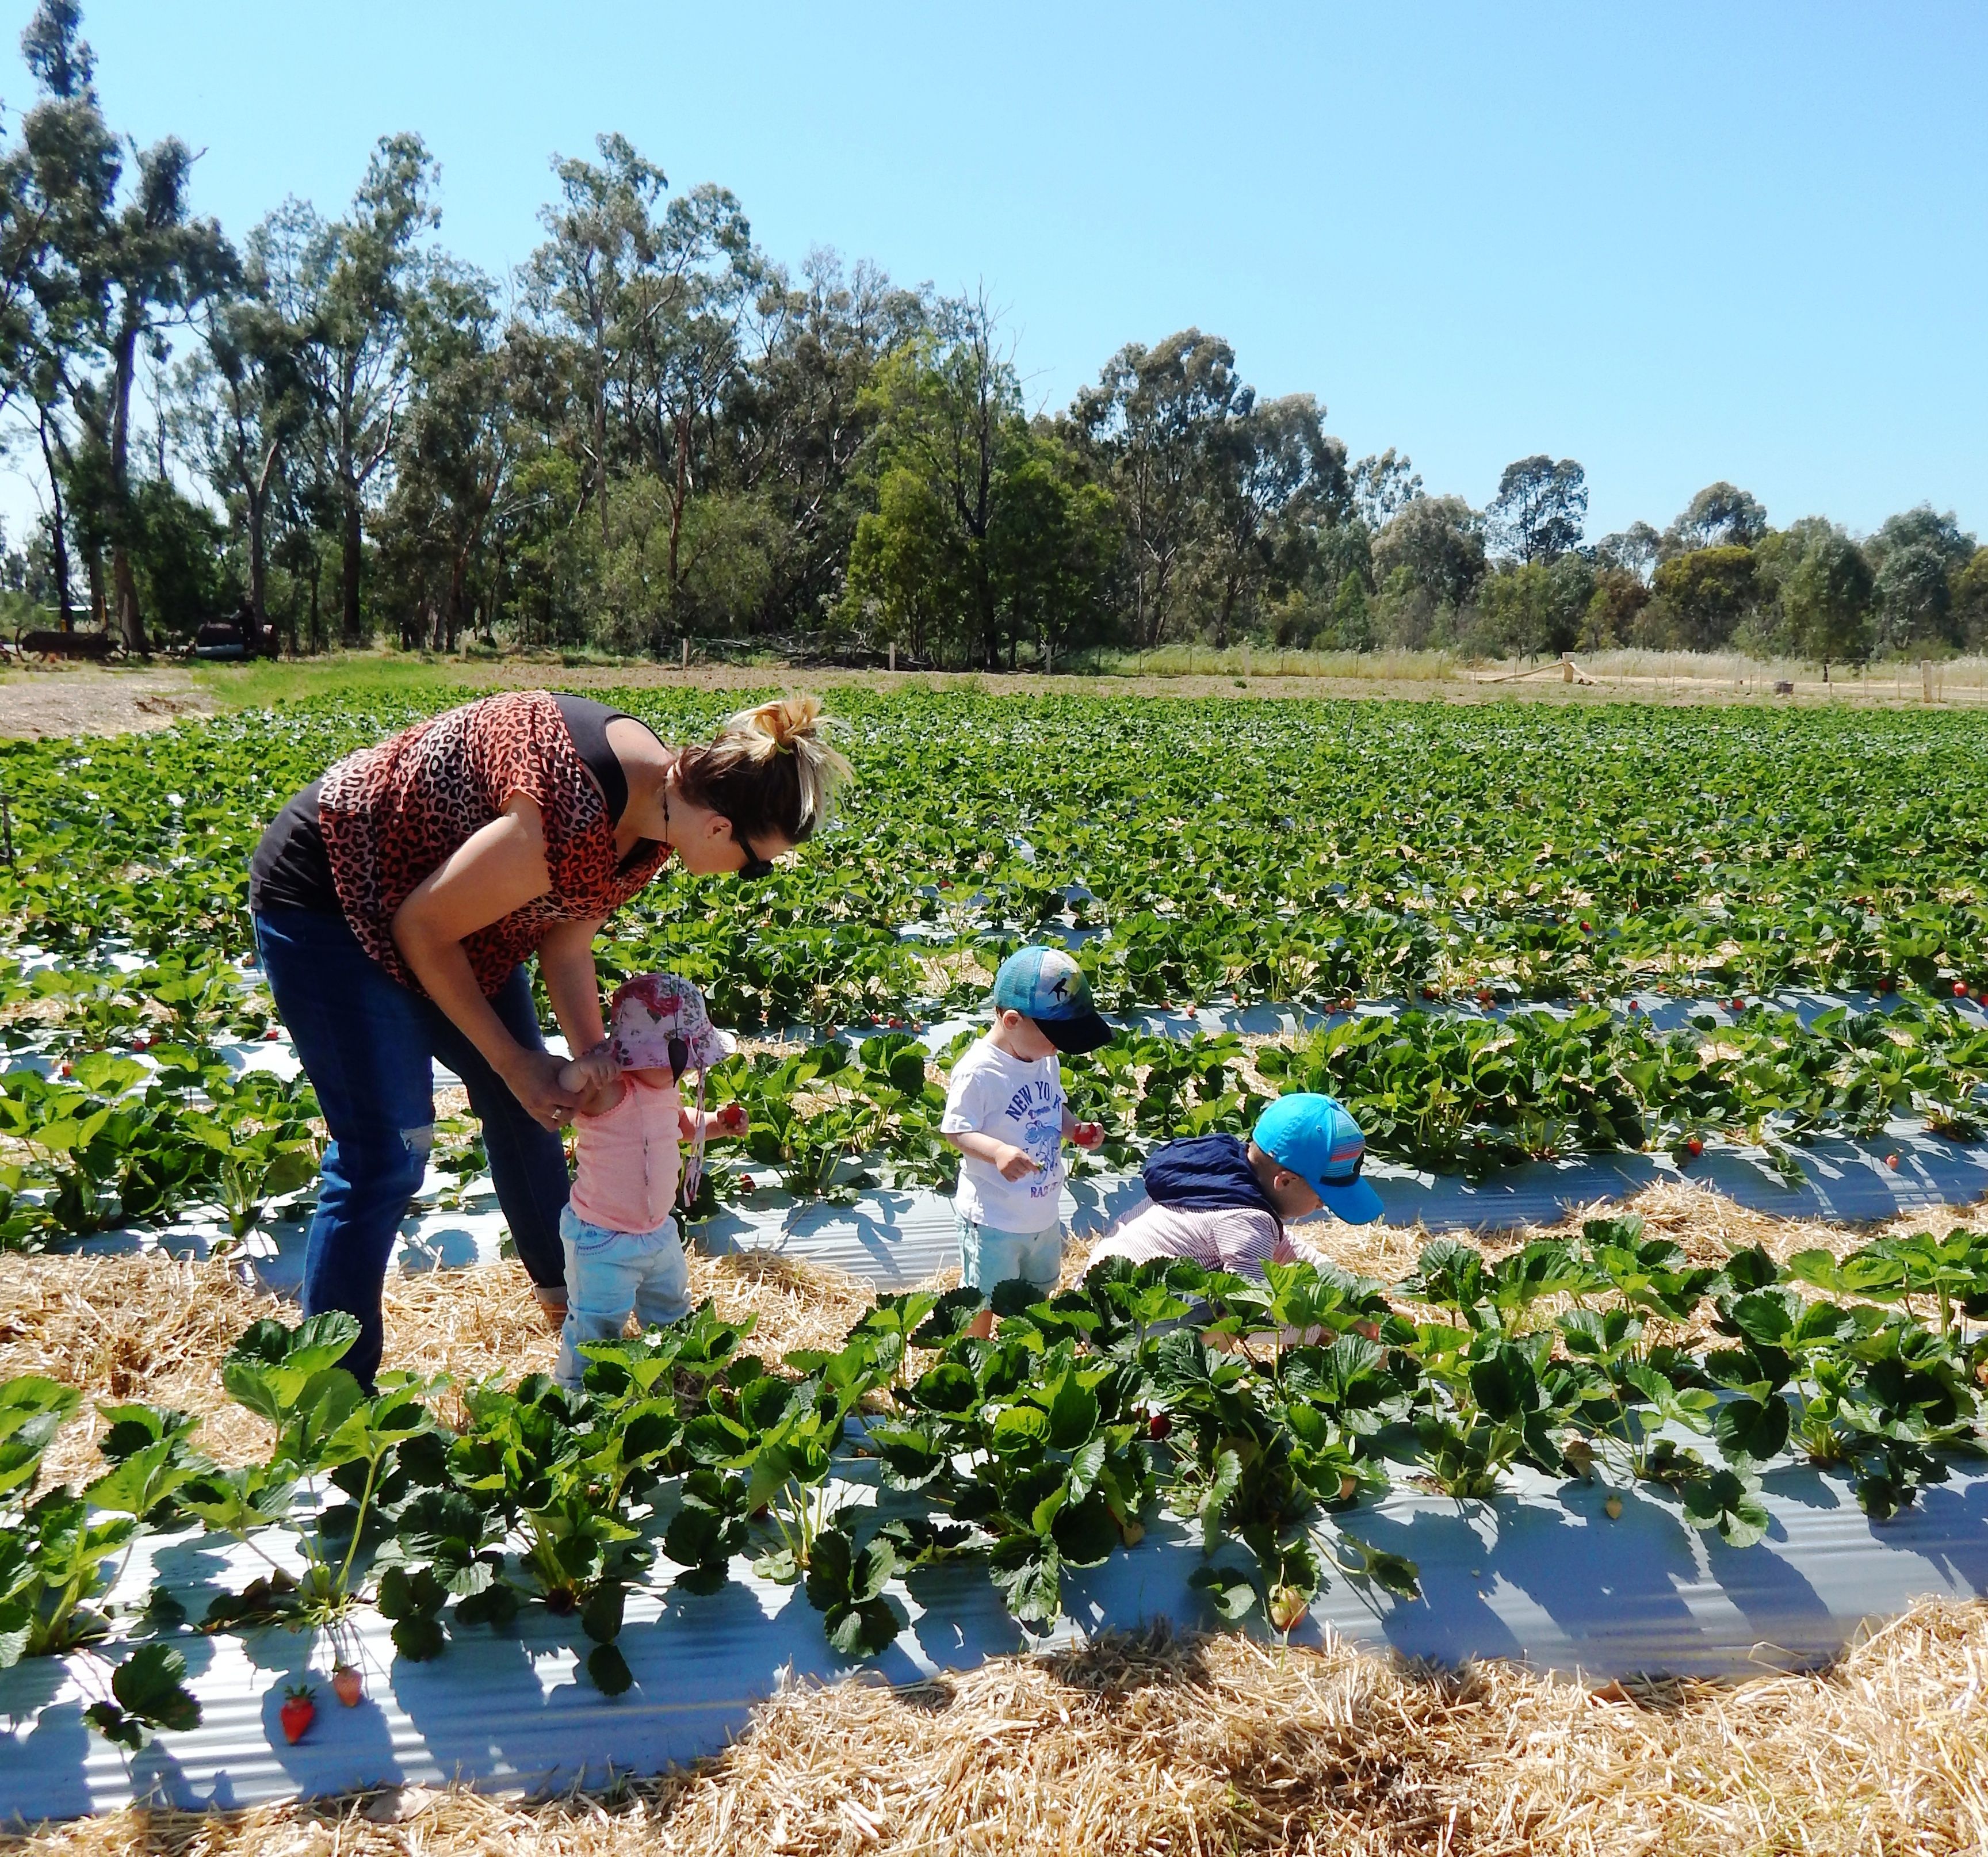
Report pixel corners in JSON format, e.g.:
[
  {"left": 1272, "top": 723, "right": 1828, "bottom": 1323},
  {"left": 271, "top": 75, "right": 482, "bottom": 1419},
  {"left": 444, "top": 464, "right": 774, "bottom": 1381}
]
[{"left": 2, "top": 1456, "right": 1983, "bottom": 1823}]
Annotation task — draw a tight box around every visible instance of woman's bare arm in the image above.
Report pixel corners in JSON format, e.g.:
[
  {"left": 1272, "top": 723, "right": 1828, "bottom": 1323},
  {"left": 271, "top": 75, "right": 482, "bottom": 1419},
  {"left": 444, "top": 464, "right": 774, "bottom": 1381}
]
[
  {"left": 538, "top": 915, "right": 613, "bottom": 1084},
  {"left": 391, "top": 797, "right": 582, "bottom": 1130}
]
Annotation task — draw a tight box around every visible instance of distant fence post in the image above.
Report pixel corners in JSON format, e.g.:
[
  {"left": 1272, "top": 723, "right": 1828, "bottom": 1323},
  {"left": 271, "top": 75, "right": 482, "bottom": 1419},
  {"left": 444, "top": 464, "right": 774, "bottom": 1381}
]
[
  {"left": 889, "top": 642, "right": 896, "bottom": 673},
  {"left": 1922, "top": 659, "right": 1932, "bottom": 705},
  {"left": 680, "top": 637, "right": 690, "bottom": 673}
]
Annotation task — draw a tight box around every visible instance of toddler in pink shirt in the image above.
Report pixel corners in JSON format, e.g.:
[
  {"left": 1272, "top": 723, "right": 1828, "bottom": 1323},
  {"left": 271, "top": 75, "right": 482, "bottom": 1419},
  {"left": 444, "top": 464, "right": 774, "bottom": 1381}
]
[{"left": 552, "top": 972, "right": 742, "bottom": 1388}]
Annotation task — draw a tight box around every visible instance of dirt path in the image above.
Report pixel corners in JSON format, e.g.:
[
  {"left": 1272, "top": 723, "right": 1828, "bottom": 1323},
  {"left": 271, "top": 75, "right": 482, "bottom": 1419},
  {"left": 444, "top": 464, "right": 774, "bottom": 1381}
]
[{"left": 0, "top": 666, "right": 216, "bottom": 740}]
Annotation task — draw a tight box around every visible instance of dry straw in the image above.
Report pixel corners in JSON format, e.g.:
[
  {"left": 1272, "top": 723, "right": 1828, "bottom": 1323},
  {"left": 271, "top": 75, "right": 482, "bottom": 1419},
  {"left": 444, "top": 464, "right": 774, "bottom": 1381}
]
[
  {"left": 4, "top": 1191, "right": 1987, "bottom": 1851},
  {"left": 3, "top": 1602, "right": 1985, "bottom": 1855}
]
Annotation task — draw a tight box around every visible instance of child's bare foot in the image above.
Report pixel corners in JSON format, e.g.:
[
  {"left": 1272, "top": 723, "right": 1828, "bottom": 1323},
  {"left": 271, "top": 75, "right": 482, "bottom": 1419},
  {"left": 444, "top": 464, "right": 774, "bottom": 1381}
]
[{"left": 965, "top": 1307, "right": 996, "bottom": 1340}]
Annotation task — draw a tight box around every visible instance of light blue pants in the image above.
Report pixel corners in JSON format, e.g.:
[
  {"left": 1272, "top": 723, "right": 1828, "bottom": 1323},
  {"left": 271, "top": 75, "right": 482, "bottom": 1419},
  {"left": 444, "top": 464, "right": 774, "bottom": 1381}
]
[
  {"left": 555, "top": 1203, "right": 693, "bottom": 1388},
  {"left": 956, "top": 1214, "right": 1065, "bottom": 1292}
]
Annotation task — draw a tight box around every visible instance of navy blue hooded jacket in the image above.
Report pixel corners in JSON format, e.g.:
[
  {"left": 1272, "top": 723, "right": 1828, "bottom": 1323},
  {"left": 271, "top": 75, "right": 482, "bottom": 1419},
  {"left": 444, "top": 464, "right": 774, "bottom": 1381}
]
[{"left": 1141, "top": 1133, "right": 1283, "bottom": 1231}]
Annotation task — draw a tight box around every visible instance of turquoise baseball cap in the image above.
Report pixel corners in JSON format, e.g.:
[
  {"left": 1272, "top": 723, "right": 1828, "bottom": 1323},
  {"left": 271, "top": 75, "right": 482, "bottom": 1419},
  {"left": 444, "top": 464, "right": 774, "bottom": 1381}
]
[
  {"left": 989, "top": 945, "right": 1112, "bottom": 1053},
  {"left": 1253, "top": 1093, "right": 1385, "bottom": 1224}
]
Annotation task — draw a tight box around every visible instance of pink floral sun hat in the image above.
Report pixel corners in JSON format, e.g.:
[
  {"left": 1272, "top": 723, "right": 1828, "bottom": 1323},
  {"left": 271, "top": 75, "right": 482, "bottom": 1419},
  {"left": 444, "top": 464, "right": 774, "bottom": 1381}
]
[{"left": 607, "top": 973, "right": 736, "bottom": 1076}]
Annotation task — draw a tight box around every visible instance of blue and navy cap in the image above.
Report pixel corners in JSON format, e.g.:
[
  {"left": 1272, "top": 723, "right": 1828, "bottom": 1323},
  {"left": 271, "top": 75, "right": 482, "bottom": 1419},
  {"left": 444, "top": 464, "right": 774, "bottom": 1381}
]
[
  {"left": 1252, "top": 1094, "right": 1385, "bottom": 1224},
  {"left": 989, "top": 946, "right": 1112, "bottom": 1053}
]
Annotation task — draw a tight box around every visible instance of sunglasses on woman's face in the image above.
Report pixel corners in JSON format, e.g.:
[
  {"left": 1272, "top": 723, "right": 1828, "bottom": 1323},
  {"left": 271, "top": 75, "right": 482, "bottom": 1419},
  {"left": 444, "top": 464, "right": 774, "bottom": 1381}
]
[{"left": 735, "top": 832, "right": 776, "bottom": 882}]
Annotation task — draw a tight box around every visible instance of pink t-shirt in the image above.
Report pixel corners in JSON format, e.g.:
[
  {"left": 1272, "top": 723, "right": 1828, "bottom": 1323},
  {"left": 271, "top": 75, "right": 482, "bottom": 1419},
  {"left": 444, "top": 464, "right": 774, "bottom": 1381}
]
[
  {"left": 569, "top": 1073, "right": 684, "bottom": 1233},
  {"left": 1085, "top": 1200, "right": 1303, "bottom": 1278}
]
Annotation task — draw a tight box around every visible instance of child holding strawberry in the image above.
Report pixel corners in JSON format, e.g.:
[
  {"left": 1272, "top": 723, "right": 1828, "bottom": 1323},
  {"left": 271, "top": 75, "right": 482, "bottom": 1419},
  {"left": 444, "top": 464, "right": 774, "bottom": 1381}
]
[
  {"left": 942, "top": 946, "right": 1110, "bottom": 1321},
  {"left": 550, "top": 972, "right": 744, "bottom": 1388}
]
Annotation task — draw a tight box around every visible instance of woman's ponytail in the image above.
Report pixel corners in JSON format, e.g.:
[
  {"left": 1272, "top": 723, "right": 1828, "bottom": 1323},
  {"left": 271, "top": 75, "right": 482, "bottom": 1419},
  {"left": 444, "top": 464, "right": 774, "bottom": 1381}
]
[{"left": 674, "top": 693, "right": 852, "bottom": 846}]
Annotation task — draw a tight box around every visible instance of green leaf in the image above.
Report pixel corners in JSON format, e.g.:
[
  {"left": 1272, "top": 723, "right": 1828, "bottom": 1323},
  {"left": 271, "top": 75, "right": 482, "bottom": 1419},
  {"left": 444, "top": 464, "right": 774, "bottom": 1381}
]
[
  {"left": 390, "top": 1613, "right": 447, "bottom": 1661},
  {"left": 1045, "top": 1374, "right": 1102, "bottom": 1452},
  {"left": 580, "top": 1580, "right": 625, "bottom": 1645},
  {"left": 825, "top": 1595, "right": 905, "bottom": 1657},
  {"left": 1714, "top": 1394, "right": 1791, "bottom": 1465},
  {"left": 109, "top": 1642, "right": 201, "bottom": 1735}
]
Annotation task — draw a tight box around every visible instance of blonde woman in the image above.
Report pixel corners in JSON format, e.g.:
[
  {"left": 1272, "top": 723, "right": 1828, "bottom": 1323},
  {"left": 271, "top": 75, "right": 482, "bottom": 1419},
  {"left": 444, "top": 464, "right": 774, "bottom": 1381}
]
[{"left": 247, "top": 691, "right": 849, "bottom": 1386}]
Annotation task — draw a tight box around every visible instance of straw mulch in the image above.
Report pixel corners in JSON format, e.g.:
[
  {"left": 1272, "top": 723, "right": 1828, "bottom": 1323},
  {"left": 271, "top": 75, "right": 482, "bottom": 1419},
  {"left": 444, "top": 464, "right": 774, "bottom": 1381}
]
[
  {"left": 4, "top": 1600, "right": 1984, "bottom": 1856},
  {"left": 0, "top": 1247, "right": 872, "bottom": 1483}
]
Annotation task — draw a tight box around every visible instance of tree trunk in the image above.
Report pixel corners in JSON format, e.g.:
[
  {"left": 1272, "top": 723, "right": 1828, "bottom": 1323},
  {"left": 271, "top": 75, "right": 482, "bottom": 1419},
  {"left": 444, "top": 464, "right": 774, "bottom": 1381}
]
[
  {"left": 37, "top": 416, "right": 72, "bottom": 632},
  {"left": 667, "top": 405, "right": 691, "bottom": 613},
  {"left": 86, "top": 550, "right": 106, "bottom": 631},
  {"left": 340, "top": 490, "right": 363, "bottom": 644},
  {"left": 247, "top": 440, "right": 281, "bottom": 625},
  {"left": 307, "top": 554, "right": 322, "bottom": 654},
  {"left": 108, "top": 315, "right": 148, "bottom": 654}
]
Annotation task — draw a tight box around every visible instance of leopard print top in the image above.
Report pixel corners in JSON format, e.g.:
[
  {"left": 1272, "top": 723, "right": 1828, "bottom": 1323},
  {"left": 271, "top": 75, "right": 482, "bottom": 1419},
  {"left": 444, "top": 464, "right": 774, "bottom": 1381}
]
[{"left": 318, "top": 691, "right": 671, "bottom": 998}]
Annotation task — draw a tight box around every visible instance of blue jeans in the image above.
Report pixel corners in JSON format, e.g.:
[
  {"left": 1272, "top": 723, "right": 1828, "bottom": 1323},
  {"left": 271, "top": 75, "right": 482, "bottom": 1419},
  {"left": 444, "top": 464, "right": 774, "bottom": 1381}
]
[
  {"left": 553, "top": 1205, "right": 693, "bottom": 1388},
  {"left": 253, "top": 907, "right": 572, "bottom": 1389}
]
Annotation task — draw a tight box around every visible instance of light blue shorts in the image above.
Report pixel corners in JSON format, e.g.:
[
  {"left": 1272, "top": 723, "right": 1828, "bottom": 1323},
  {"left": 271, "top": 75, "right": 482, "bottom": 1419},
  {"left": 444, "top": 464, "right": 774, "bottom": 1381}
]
[
  {"left": 956, "top": 1214, "right": 1064, "bottom": 1292},
  {"left": 555, "top": 1203, "right": 692, "bottom": 1388}
]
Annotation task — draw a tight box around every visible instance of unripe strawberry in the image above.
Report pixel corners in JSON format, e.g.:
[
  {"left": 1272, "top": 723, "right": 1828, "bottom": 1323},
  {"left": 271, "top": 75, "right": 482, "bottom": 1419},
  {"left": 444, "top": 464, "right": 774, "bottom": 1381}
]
[
  {"left": 1604, "top": 1493, "right": 1623, "bottom": 1519},
  {"left": 331, "top": 1665, "right": 362, "bottom": 1707},
  {"left": 1267, "top": 1585, "right": 1309, "bottom": 1633}
]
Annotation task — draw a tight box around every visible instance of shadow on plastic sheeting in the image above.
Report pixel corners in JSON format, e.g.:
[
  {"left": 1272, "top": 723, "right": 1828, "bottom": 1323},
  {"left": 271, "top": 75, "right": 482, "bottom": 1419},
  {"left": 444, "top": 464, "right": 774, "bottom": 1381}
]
[{"left": 5, "top": 1460, "right": 1988, "bottom": 1821}]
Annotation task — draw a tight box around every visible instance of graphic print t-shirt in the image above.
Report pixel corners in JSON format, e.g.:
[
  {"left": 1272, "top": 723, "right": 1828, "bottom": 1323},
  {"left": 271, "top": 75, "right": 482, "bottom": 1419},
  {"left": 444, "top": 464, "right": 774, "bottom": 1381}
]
[{"left": 941, "top": 1036, "right": 1066, "bottom": 1232}]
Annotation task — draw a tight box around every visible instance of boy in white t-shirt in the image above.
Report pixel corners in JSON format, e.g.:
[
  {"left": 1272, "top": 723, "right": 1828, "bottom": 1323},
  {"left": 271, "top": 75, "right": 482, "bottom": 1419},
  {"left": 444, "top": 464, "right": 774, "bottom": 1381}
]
[{"left": 942, "top": 946, "right": 1108, "bottom": 1319}]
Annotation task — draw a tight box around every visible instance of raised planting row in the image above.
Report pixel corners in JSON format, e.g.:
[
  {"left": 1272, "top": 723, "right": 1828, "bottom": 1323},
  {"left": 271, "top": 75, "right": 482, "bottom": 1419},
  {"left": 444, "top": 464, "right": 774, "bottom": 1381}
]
[
  {"left": 5, "top": 1216, "right": 1986, "bottom": 1746},
  {"left": 3, "top": 689, "right": 1988, "bottom": 1027},
  {"left": 6, "top": 995, "right": 1988, "bottom": 1248}
]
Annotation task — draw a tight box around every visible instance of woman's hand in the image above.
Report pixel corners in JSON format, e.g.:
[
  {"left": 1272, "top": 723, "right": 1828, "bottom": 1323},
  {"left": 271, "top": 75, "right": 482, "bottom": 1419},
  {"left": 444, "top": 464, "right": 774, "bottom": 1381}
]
[{"left": 503, "top": 1046, "right": 591, "bottom": 1132}]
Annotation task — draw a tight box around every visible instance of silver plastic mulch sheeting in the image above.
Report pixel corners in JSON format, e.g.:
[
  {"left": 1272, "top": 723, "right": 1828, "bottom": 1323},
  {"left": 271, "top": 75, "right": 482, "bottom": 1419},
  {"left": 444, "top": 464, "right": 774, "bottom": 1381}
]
[{"left": 2, "top": 1458, "right": 1985, "bottom": 1824}]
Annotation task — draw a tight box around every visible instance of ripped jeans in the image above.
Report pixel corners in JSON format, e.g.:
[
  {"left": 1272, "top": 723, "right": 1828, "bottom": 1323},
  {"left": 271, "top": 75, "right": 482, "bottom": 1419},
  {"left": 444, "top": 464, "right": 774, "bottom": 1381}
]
[{"left": 253, "top": 908, "right": 572, "bottom": 1389}]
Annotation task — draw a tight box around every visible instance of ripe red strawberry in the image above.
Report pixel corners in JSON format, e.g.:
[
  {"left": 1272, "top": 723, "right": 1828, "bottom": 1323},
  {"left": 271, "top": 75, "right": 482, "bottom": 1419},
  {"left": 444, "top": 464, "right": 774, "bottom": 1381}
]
[
  {"left": 59, "top": 1061, "right": 72, "bottom": 1077},
  {"left": 331, "top": 1665, "right": 362, "bottom": 1708},
  {"left": 1954, "top": 981, "right": 1970, "bottom": 999},
  {"left": 1147, "top": 1411, "right": 1172, "bottom": 1440},
  {"left": 716, "top": 1102, "right": 747, "bottom": 1135},
  {"left": 264, "top": 1027, "right": 281, "bottom": 1041},
  {"left": 1073, "top": 1121, "right": 1104, "bottom": 1149},
  {"left": 1685, "top": 1137, "right": 1704, "bottom": 1159},
  {"left": 279, "top": 1683, "right": 316, "bottom": 1744},
  {"left": 1886, "top": 1153, "right": 1901, "bottom": 1171},
  {"left": 737, "top": 1174, "right": 756, "bottom": 1192},
  {"left": 1579, "top": 920, "right": 1592, "bottom": 933},
  {"left": 1878, "top": 977, "right": 1895, "bottom": 994}
]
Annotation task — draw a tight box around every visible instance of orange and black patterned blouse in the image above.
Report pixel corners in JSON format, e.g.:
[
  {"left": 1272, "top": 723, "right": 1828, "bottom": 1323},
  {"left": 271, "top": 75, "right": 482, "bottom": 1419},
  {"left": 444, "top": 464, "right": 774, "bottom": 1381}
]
[{"left": 314, "top": 691, "right": 670, "bottom": 997}]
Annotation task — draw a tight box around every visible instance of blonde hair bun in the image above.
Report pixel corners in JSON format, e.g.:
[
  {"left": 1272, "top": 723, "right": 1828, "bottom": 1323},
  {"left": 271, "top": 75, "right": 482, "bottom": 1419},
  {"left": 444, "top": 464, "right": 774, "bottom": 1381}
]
[{"left": 714, "top": 693, "right": 853, "bottom": 834}]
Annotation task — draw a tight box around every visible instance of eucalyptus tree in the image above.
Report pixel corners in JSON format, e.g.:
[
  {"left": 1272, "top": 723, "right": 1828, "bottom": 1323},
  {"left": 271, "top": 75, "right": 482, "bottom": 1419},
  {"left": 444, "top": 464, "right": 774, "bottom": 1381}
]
[
  {"left": 374, "top": 262, "right": 515, "bottom": 651},
  {"left": 171, "top": 238, "right": 308, "bottom": 632},
  {"left": 265, "top": 135, "right": 439, "bottom": 643},
  {"left": 724, "top": 251, "right": 928, "bottom": 631},
  {"left": 1072, "top": 327, "right": 1248, "bottom": 648},
  {"left": 1487, "top": 455, "right": 1587, "bottom": 565},
  {"left": 526, "top": 135, "right": 664, "bottom": 545},
  {"left": 1204, "top": 392, "right": 1349, "bottom": 646}
]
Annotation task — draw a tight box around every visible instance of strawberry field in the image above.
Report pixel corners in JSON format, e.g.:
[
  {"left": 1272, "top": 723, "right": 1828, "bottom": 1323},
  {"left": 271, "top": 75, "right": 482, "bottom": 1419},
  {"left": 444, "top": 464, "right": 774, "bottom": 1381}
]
[
  {"left": 3, "top": 685, "right": 1988, "bottom": 1795},
  {"left": 4, "top": 686, "right": 1988, "bottom": 1240}
]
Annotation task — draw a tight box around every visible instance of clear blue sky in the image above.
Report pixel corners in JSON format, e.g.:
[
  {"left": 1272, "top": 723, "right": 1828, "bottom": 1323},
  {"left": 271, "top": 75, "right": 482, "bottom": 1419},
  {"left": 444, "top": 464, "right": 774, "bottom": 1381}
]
[{"left": 7, "top": 0, "right": 1986, "bottom": 542}]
